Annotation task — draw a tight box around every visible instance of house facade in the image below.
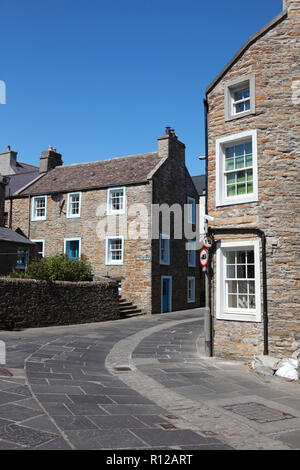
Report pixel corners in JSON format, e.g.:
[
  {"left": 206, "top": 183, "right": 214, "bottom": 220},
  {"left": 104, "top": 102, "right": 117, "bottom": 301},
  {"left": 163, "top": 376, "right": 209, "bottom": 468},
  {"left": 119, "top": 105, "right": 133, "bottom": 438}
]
[
  {"left": 6, "top": 129, "right": 202, "bottom": 315},
  {"left": 205, "top": 0, "right": 300, "bottom": 359}
]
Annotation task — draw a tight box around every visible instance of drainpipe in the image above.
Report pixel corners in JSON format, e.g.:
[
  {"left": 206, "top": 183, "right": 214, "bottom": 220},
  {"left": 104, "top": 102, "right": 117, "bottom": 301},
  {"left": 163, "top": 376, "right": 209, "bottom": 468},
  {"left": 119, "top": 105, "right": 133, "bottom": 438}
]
[
  {"left": 203, "top": 98, "right": 212, "bottom": 356},
  {"left": 208, "top": 226, "right": 269, "bottom": 356},
  {"left": 28, "top": 195, "right": 31, "bottom": 239}
]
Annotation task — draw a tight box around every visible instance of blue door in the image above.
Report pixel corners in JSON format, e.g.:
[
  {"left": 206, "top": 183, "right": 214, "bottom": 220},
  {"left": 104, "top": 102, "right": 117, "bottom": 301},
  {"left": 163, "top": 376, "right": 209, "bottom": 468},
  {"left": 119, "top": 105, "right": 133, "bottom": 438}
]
[
  {"left": 162, "top": 278, "right": 171, "bottom": 313},
  {"left": 66, "top": 240, "right": 79, "bottom": 260}
]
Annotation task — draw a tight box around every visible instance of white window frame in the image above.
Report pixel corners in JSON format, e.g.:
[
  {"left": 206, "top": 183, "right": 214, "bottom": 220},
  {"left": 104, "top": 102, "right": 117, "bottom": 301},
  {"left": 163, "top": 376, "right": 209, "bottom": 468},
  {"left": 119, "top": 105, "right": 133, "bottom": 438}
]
[
  {"left": 31, "top": 239, "right": 45, "bottom": 258},
  {"left": 216, "top": 130, "right": 258, "bottom": 207},
  {"left": 187, "top": 240, "right": 196, "bottom": 267},
  {"left": 187, "top": 276, "right": 196, "bottom": 303},
  {"left": 225, "top": 74, "right": 255, "bottom": 121},
  {"left": 67, "top": 192, "right": 82, "bottom": 218},
  {"left": 106, "top": 236, "right": 124, "bottom": 265},
  {"left": 32, "top": 195, "right": 47, "bottom": 221},
  {"left": 161, "top": 276, "right": 172, "bottom": 313},
  {"left": 159, "top": 233, "right": 170, "bottom": 265},
  {"left": 107, "top": 186, "right": 126, "bottom": 215},
  {"left": 64, "top": 237, "right": 81, "bottom": 259},
  {"left": 216, "top": 239, "right": 261, "bottom": 322},
  {"left": 187, "top": 196, "right": 196, "bottom": 224}
]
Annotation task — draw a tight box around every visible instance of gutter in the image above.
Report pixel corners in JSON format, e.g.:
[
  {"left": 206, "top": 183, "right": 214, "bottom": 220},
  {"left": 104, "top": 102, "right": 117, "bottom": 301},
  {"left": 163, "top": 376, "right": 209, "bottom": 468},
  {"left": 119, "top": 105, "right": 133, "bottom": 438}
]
[{"left": 208, "top": 226, "right": 269, "bottom": 356}]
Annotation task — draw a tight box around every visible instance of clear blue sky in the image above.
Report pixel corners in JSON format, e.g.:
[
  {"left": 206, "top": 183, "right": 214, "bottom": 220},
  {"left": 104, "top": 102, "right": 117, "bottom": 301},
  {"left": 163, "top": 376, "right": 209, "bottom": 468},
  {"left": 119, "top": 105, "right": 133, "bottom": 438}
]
[{"left": 1, "top": 0, "right": 282, "bottom": 177}]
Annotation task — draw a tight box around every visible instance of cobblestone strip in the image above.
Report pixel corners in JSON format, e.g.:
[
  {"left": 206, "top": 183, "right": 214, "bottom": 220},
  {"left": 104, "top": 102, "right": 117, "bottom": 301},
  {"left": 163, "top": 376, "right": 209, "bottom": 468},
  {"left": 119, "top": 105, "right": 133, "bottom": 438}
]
[{"left": 105, "top": 318, "right": 290, "bottom": 450}]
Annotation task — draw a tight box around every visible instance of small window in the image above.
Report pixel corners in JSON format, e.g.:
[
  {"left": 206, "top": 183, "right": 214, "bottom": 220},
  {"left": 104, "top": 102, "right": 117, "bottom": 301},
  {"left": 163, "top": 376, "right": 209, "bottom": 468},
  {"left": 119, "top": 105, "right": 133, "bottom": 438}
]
[
  {"left": 64, "top": 238, "right": 81, "bottom": 260},
  {"left": 225, "top": 75, "right": 255, "bottom": 121},
  {"left": 67, "top": 192, "right": 81, "bottom": 218},
  {"left": 32, "top": 196, "right": 47, "bottom": 221},
  {"left": 107, "top": 187, "right": 125, "bottom": 214},
  {"left": 31, "top": 240, "right": 44, "bottom": 260},
  {"left": 159, "top": 233, "right": 170, "bottom": 265},
  {"left": 187, "top": 276, "right": 195, "bottom": 303},
  {"left": 187, "top": 240, "right": 196, "bottom": 267},
  {"left": 216, "top": 130, "right": 258, "bottom": 207},
  {"left": 16, "top": 247, "right": 29, "bottom": 269},
  {"left": 187, "top": 197, "right": 196, "bottom": 224},
  {"left": 106, "top": 236, "right": 124, "bottom": 265}
]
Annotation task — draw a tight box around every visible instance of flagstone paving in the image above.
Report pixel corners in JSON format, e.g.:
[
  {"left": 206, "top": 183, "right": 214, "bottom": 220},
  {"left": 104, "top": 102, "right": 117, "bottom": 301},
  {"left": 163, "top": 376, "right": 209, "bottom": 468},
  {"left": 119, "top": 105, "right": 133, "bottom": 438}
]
[{"left": 0, "top": 309, "right": 299, "bottom": 450}]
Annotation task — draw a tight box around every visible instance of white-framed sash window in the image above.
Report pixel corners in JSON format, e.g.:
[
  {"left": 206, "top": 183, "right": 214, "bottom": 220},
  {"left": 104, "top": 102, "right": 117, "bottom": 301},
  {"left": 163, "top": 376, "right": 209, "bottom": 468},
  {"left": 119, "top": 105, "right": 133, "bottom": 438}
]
[
  {"left": 32, "top": 196, "right": 47, "bottom": 221},
  {"left": 107, "top": 187, "right": 125, "bottom": 215},
  {"left": 216, "top": 130, "right": 258, "bottom": 207},
  {"left": 106, "top": 236, "right": 124, "bottom": 265},
  {"left": 67, "top": 192, "right": 81, "bottom": 218},
  {"left": 216, "top": 239, "right": 261, "bottom": 322}
]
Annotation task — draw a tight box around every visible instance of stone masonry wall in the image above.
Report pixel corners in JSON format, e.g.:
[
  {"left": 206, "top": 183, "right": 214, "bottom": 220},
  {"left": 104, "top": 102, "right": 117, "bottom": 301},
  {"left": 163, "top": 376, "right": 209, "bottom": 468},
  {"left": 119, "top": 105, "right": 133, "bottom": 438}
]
[
  {"left": 207, "top": 3, "right": 300, "bottom": 359},
  {"left": 0, "top": 277, "right": 119, "bottom": 329}
]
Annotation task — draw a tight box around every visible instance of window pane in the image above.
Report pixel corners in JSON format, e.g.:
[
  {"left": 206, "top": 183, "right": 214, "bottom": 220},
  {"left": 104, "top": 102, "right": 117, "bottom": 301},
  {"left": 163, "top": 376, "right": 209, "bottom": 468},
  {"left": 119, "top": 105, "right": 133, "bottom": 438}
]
[
  {"left": 228, "top": 294, "right": 237, "bottom": 308},
  {"left": 249, "top": 281, "right": 255, "bottom": 294},
  {"left": 238, "top": 281, "right": 248, "bottom": 293},
  {"left": 225, "top": 158, "right": 235, "bottom": 171},
  {"left": 227, "top": 184, "right": 236, "bottom": 197},
  {"left": 249, "top": 295, "right": 256, "bottom": 308},
  {"left": 235, "top": 156, "right": 244, "bottom": 169},
  {"left": 237, "top": 265, "right": 246, "bottom": 278},
  {"left": 226, "top": 146, "right": 234, "bottom": 158},
  {"left": 237, "top": 251, "right": 246, "bottom": 264},
  {"left": 235, "top": 144, "right": 244, "bottom": 157},
  {"left": 238, "top": 294, "right": 248, "bottom": 308},
  {"left": 227, "top": 265, "right": 236, "bottom": 278},
  {"left": 245, "top": 100, "right": 250, "bottom": 110},
  {"left": 247, "top": 250, "right": 254, "bottom": 263},
  {"left": 227, "top": 280, "right": 237, "bottom": 293},
  {"left": 237, "top": 183, "right": 246, "bottom": 195},
  {"left": 243, "top": 88, "right": 250, "bottom": 99},
  {"left": 237, "top": 171, "right": 246, "bottom": 183},
  {"left": 247, "top": 265, "right": 255, "bottom": 278},
  {"left": 245, "top": 142, "right": 252, "bottom": 154},
  {"left": 247, "top": 182, "right": 253, "bottom": 194},
  {"left": 245, "top": 155, "right": 253, "bottom": 167},
  {"left": 226, "top": 251, "right": 236, "bottom": 264}
]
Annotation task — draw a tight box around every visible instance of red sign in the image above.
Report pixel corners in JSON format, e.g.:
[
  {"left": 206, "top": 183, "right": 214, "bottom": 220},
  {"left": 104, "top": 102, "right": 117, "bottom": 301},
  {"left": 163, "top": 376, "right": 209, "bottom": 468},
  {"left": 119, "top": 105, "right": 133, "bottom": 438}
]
[
  {"left": 203, "top": 235, "right": 214, "bottom": 249},
  {"left": 200, "top": 248, "right": 209, "bottom": 267}
]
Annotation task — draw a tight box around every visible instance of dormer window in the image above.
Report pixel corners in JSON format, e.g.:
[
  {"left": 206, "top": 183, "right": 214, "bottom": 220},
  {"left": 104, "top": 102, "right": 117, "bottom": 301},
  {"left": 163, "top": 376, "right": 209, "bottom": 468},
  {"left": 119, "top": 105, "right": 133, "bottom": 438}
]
[{"left": 225, "top": 75, "right": 255, "bottom": 121}]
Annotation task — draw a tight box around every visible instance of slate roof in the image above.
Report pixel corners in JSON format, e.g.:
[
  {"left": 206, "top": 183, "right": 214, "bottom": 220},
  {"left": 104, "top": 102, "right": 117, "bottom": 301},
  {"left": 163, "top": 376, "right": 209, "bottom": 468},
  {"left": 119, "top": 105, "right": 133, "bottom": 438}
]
[
  {"left": 5, "top": 162, "right": 39, "bottom": 197},
  {"left": 192, "top": 175, "right": 206, "bottom": 196},
  {"left": 18, "top": 152, "right": 164, "bottom": 196},
  {"left": 0, "top": 226, "right": 34, "bottom": 245}
]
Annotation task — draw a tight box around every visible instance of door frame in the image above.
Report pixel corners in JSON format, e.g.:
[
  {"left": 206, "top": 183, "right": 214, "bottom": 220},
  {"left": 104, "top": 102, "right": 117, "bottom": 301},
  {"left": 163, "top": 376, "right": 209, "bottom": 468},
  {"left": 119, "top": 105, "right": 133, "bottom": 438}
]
[{"left": 161, "top": 276, "right": 172, "bottom": 313}]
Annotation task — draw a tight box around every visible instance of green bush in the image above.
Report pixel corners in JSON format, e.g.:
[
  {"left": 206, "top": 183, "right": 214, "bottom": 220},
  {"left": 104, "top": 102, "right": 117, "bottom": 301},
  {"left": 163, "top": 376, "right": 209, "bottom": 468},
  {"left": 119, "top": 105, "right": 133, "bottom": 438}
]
[{"left": 7, "top": 254, "right": 93, "bottom": 282}]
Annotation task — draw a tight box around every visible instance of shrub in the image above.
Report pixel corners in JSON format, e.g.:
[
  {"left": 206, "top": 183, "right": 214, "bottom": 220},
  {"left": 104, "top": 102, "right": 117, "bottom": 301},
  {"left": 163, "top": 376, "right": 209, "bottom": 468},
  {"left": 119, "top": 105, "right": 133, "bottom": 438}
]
[{"left": 8, "top": 254, "right": 93, "bottom": 282}]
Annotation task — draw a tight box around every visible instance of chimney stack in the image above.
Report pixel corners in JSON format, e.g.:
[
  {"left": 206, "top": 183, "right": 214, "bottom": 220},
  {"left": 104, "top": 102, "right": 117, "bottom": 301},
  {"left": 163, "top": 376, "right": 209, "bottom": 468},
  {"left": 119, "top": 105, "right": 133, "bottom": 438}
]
[
  {"left": 157, "top": 127, "right": 185, "bottom": 164},
  {"left": 0, "top": 146, "right": 18, "bottom": 175},
  {"left": 39, "top": 147, "right": 63, "bottom": 173}
]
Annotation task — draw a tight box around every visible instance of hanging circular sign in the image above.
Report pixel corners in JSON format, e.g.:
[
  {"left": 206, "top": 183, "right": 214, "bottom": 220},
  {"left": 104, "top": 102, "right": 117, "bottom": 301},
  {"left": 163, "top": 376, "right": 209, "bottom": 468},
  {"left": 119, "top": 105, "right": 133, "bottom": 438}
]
[
  {"left": 200, "top": 248, "right": 209, "bottom": 267},
  {"left": 203, "top": 235, "right": 214, "bottom": 249}
]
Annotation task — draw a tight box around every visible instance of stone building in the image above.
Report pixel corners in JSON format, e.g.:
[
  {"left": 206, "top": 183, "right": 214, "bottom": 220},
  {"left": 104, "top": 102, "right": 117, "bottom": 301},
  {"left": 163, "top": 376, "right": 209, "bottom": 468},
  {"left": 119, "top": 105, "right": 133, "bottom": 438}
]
[
  {"left": 0, "top": 174, "right": 35, "bottom": 275},
  {"left": 205, "top": 0, "right": 300, "bottom": 359},
  {"left": 6, "top": 129, "right": 202, "bottom": 314}
]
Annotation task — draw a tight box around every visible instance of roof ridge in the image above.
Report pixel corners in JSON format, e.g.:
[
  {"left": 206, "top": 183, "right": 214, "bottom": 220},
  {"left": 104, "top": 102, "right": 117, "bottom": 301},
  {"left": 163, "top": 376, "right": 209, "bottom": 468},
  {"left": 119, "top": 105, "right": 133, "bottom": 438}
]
[{"left": 54, "top": 151, "right": 159, "bottom": 169}]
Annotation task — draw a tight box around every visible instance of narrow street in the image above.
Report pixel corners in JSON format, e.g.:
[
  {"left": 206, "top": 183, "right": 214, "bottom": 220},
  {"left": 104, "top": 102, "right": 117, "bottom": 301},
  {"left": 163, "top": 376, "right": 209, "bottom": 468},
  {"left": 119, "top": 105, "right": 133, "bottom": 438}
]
[{"left": 0, "top": 310, "right": 299, "bottom": 450}]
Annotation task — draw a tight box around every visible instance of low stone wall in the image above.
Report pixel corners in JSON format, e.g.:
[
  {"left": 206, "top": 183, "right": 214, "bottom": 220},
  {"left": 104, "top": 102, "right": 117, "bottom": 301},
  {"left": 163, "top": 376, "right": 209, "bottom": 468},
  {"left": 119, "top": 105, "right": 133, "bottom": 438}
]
[{"left": 0, "top": 277, "right": 120, "bottom": 329}]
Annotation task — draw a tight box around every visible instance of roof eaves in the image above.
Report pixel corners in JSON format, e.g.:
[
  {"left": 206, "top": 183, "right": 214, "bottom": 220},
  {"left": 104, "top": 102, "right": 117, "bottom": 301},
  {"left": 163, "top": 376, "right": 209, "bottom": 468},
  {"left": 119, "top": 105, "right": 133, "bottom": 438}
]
[{"left": 205, "top": 10, "right": 288, "bottom": 95}]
